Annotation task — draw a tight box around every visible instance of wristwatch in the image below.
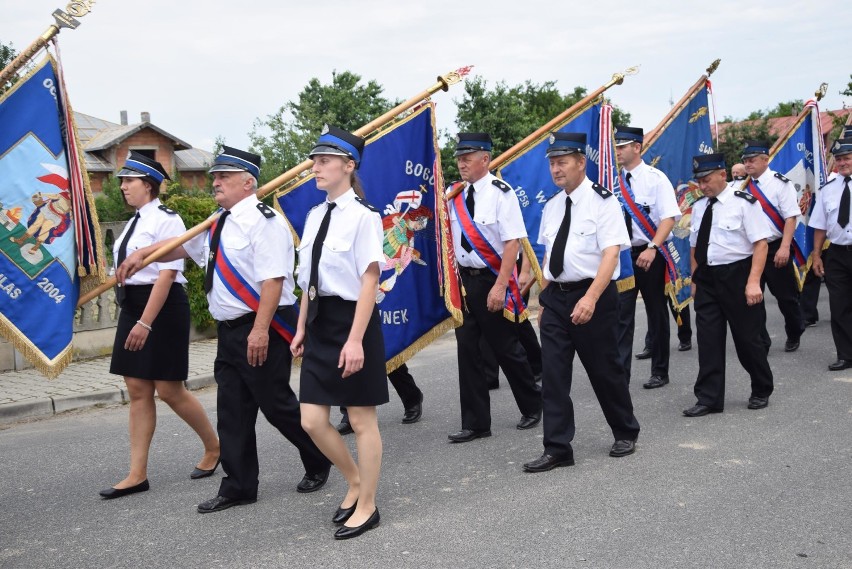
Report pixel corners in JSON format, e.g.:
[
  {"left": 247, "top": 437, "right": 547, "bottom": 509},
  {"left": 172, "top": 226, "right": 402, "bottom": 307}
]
[{"left": 646, "top": 242, "right": 658, "bottom": 250}]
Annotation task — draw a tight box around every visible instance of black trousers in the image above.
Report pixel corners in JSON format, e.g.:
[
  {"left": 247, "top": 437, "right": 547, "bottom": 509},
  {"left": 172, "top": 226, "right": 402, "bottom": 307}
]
[
  {"left": 760, "top": 239, "right": 804, "bottom": 346},
  {"left": 693, "top": 258, "right": 774, "bottom": 409},
  {"left": 215, "top": 319, "right": 330, "bottom": 500},
  {"left": 481, "top": 302, "right": 543, "bottom": 388},
  {"left": 455, "top": 270, "right": 541, "bottom": 431},
  {"left": 824, "top": 245, "right": 852, "bottom": 360},
  {"left": 617, "top": 247, "right": 670, "bottom": 380},
  {"left": 799, "top": 267, "right": 822, "bottom": 324},
  {"left": 339, "top": 363, "right": 422, "bottom": 420},
  {"left": 539, "top": 281, "right": 640, "bottom": 457},
  {"left": 644, "top": 302, "right": 691, "bottom": 348}
]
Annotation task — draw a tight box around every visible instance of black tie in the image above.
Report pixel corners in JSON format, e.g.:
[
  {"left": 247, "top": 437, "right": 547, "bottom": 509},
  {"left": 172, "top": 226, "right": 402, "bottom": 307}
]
[
  {"left": 307, "top": 202, "right": 336, "bottom": 323},
  {"left": 461, "top": 185, "right": 475, "bottom": 253},
  {"left": 839, "top": 176, "right": 851, "bottom": 228},
  {"left": 548, "top": 195, "right": 572, "bottom": 279},
  {"left": 115, "top": 212, "right": 140, "bottom": 305},
  {"left": 623, "top": 172, "right": 634, "bottom": 239},
  {"left": 694, "top": 197, "right": 717, "bottom": 267},
  {"left": 204, "top": 210, "right": 230, "bottom": 294}
]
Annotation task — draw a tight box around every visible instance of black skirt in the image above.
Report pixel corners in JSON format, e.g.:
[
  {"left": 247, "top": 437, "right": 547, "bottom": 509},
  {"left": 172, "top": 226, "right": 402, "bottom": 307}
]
[
  {"left": 109, "top": 283, "right": 190, "bottom": 381},
  {"left": 300, "top": 296, "right": 389, "bottom": 406}
]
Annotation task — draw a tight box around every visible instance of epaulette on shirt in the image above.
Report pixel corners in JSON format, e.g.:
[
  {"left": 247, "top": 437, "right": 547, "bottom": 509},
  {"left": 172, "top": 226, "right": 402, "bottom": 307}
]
[
  {"left": 774, "top": 172, "right": 790, "bottom": 183},
  {"left": 158, "top": 204, "right": 177, "bottom": 215},
  {"left": 492, "top": 179, "right": 512, "bottom": 193},
  {"left": 591, "top": 183, "right": 612, "bottom": 199},
  {"left": 355, "top": 196, "right": 380, "bottom": 213},
  {"left": 256, "top": 202, "right": 276, "bottom": 218},
  {"left": 734, "top": 190, "right": 757, "bottom": 204}
]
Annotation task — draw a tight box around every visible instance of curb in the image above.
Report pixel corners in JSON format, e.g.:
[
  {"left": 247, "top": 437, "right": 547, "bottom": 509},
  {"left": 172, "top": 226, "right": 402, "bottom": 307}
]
[{"left": 0, "top": 372, "right": 218, "bottom": 425}]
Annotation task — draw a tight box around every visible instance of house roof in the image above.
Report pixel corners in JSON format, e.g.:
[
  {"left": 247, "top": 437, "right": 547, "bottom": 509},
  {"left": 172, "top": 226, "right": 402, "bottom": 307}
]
[
  {"left": 72, "top": 111, "right": 213, "bottom": 174},
  {"left": 718, "top": 108, "right": 852, "bottom": 141}
]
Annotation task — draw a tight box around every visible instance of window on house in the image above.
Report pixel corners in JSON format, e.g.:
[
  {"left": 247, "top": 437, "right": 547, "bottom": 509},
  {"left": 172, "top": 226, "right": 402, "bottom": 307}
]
[{"left": 133, "top": 149, "right": 156, "bottom": 160}]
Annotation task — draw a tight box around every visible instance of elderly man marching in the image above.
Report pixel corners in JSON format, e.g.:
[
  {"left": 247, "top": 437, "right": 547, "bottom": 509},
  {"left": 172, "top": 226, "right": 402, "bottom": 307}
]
[
  {"left": 809, "top": 133, "right": 852, "bottom": 371},
  {"left": 447, "top": 133, "right": 542, "bottom": 443},
  {"left": 683, "top": 153, "right": 774, "bottom": 417},
  {"left": 523, "top": 132, "right": 640, "bottom": 473}
]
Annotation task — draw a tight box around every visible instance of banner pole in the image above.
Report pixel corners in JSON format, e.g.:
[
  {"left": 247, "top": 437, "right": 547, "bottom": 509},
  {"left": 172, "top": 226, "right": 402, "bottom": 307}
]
[{"left": 77, "top": 66, "right": 473, "bottom": 307}]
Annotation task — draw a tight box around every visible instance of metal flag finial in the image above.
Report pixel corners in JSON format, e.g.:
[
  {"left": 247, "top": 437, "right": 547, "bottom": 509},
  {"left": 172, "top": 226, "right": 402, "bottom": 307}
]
[
  {"left": 706, "top": 59, "right": 721, "bottom": 76},
  {"left": 438, "top": 65, "right": 474, "bottom": 92},
  {"left": 815, "top": 82, "right": 828, "bottom": 101},
  {"left": 611, "top": 65, "right": 640, "bottom": 86}
]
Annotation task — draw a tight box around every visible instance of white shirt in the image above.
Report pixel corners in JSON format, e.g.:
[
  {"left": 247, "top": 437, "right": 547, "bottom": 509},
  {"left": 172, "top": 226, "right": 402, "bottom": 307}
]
[
  {"left": 183, "top": 195, "right": 297, "bottom": 321},
  {"left": 447, "top": 172, "right": 527, "bottom": 268},
  {"left": 113, "top": 198, "right": 186, "bottom": 285},
  {"left": 538, "top": 177, "right": 630, "bottom": 282},
  {"left": 622, "top": 160, "right": 681, "bottom": 246},
  {"left": 748, "top": 168, "right": 800, "bottom": 242},
  {"left": 690, "top": 186, "right": 772, "bottom": 265},
  {"left": 296, "top": 188, "right": 384, "bottom": 301},
  {"left": 808, "top": 175, "right": 852, "bottom": 245}
]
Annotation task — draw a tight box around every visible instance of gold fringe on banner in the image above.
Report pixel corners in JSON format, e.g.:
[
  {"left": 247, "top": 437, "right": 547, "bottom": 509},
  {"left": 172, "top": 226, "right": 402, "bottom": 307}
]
[{"left": 0, "top": 314, "right": 71, "bottom": 379}]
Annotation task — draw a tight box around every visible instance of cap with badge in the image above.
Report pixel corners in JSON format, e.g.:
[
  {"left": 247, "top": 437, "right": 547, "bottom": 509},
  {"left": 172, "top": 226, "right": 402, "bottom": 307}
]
[
  {"left": 117, "top": 150, "right": 171, "bottom": 184},
  {"left": 309, "top": 125, "right": 366, "bottom": 168},
  {"left": 614, "top": 125, "right": 644, "bottom": 147},
  {"left": 545, "top": 132, "right": 586, "bottom": 158},
  {"left": 830, "top": 127, "right": 852, "bottom": 156},
  {"left": 692, "top": 153, "right": 727, "bottom": 178},
  {"left": 208, "top": 145, "right": 261, "bottom": 180},
  {"left": 741, "top": 140, "right": 771, "bottom": 159},
  {"left": 453, "top": 133, "right": 493, "bottom": 157}
]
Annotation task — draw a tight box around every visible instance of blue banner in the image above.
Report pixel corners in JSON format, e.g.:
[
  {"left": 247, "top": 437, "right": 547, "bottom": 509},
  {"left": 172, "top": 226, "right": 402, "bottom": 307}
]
[
  {"left": 276, "top": 104, "right": 461, "bottom": 369},
  {"left": 498, "top": 102, "right": 634, "bottom": 290},
  {"left": 642, "top": 81, "right": 714, "bottom": 309},
  {"left": 0, "top": 58, "right": 80, "bottom": 376},
  {"left": 768, "top": 101, "right": 827, "bottom": 289}
]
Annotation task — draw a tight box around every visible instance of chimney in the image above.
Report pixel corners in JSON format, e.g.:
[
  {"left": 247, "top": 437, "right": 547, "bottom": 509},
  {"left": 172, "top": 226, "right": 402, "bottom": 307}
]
[
  {"left": 120, "top": 110, "right": 128, "bottom": 125},
  {"left": 141, "top": 111, "right": 151, "bottom": 123}
]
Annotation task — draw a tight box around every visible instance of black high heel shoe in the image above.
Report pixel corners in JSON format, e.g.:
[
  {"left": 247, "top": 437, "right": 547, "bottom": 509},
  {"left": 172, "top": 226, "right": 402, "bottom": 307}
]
[
  {"left": 332, "top": 500, "right": 358, "bottom": 524},
  {"left": 190, "top": 459, "right": 221, "bottom": 480},
  {"left": 99, "top": 479, "right": 149, "bottom": 499},
  {"left": 333, "top": 508, "right": 380, "bottom": 540}
]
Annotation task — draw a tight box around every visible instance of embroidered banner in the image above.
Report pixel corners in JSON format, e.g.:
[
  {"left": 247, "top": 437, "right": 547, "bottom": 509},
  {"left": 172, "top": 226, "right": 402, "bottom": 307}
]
[
  {"left": 0, "top": 55, "right": 104, "bottom": 378},
  {"left": 275, "top": 104, "right": 462, "bottom": 371}
]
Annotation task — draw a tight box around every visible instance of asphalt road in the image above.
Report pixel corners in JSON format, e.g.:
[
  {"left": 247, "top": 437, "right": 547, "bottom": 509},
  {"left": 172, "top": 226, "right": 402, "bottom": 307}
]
[{"left": 1, "top": 297, "right": 851, "bottom": 569}]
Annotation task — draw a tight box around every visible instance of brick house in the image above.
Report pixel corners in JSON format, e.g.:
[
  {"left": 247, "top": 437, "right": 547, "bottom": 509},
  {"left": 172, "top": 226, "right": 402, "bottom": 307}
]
[
  {"left": 74, "top": 110, "right": 214, "bottom": 193},
  {"left": 718, "top": 107, "right": 851, "bottom": 147}
]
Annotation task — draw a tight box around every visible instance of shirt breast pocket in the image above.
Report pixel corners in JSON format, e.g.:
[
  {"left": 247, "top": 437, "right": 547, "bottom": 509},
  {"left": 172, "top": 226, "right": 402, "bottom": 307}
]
[
  {"left": 570, "top": 221, "right": 598, "bottom": 253},
  {"left": 717, "top": 217, "right": 743, "bottom": 244},
  {"left": 222, "top": 233, "right": 250, "bottom": 255},
  {"left": 323, "top": 237, "right": 352, "bottom": 271}
]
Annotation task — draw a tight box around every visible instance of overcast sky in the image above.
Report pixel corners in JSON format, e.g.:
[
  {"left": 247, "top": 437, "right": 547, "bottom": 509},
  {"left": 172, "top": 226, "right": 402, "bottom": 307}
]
[{"left": 4, "top": 1, "right": 851, "bottom": 155}]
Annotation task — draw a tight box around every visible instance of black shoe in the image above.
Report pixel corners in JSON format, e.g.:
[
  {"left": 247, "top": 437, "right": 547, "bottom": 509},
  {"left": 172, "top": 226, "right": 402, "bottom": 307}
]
[
  {"left": 805, "top": 319, "right": 817, "bottom": 328},
  {"left": 296, "top": 467, "right": 331, "bottom": 493},
  {"left": 448, "top": 429, "right": 492, "bottom": 443},
  {"left": 99, "top": 479, "right": 149, "bottom": 499},
  {"left": 682, "top": 404, "right": 723, "bottom": 417},
  {"left": 642, "top": 375, "right": 669, "bottom": 389},
  {"left": 747, "top": 396, "right": 769, "bottom": 409},
  {"left": 516, "top": 413, "right": 541, "bottom": 430},
  {"left": 523, "top": 453, "right": 575, "bottom": 472},
  {"left": 828, "top": 359, "right": 852, "bottom": 371},
  {"left": 488, "top": 382, "right": 500, "bottom": 390},
  {"left": 336, "top": 419, "right": 354, "bottom": 435},
  {"left": 402, "top": 393, "right": 423, "bottom": 424},
  {"left": 334, "top": 508, "right": 380, "bottom": 540},
  {"left": 784, "top": 338, "right": 800, "bottom": 352},
  {"left": 190, "top": 459, "right": 221, "bottom": 480},
  {"left": 332, "top": 500, "right": 358, "bottom": 524},
  {"left": 635, "top": 347, "right": 652, "bottom": 360},
  {"left": 678, "top": 341, "right": 692, "bottom": 352},
  {"left": 609, "top": 439, "right": 636, "bottom": 457},
  {"left": 197, "top": 494, "right": 256, "bottom": 514}
]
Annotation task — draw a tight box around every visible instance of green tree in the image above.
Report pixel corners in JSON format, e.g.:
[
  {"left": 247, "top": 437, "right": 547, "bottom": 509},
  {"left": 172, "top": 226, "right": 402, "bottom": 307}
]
[
  {"left": 441, "top": 77, "right": 631, "bottom": 180},
  {"left": 717, "top": 119, "right": 776, "bottom": 174},
  {"left": 249, "top": 70, "right": 400, "bottom": 185},
  {"left": 1, "top": 41, "right": 19, "bottom": 96},
  {"left": 93, "top": 176, "right": 133, "bottom": 223},
  {"left": 840, "top": 74, "right": 852, "bottom": 97}
]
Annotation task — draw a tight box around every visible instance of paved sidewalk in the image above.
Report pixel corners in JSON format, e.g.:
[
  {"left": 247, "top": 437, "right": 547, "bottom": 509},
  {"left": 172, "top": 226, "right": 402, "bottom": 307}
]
[{"left": 0, "top": 339, "right": 218, "bottom": 424}]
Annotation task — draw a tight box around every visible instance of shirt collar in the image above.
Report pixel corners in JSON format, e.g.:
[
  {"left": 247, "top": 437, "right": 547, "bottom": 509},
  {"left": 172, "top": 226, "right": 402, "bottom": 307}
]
[
  {"left": 755, "top": 168, "right": 774, "bottom": 186},
  {"left": 329, "top": 188, "right": 357, "bottom": 210},
  {"left": 469, "top": 173, "right": 492, "bottom": 193},
  {"left": 137, "top": 197, "right": 162, "bottom": 216},
  {"left": 625, "top": 160, "right": 647, "bottom": 176},
  {"left": 228, "top": 193, "right": 259, "bottom": 216},
  {"left": 716, "top": 184, "right": 734, "bottom": 204},
  {"left": 563, "top": 176, "right": 592, "bottom": 206}
]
